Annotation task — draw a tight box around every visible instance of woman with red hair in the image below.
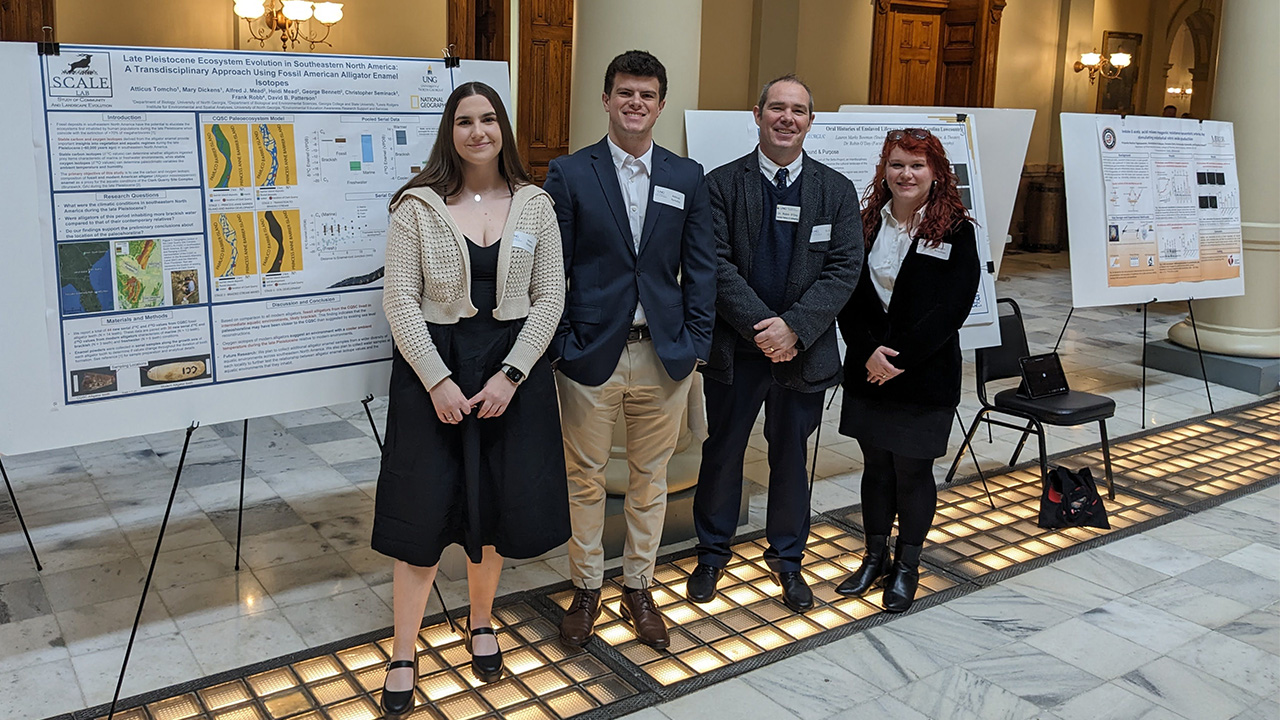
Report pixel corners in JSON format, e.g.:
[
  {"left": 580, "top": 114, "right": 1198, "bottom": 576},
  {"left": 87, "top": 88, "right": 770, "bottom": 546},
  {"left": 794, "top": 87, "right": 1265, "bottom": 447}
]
[{"left": 835, "top": 129, "right": 980, "bottom": 613}]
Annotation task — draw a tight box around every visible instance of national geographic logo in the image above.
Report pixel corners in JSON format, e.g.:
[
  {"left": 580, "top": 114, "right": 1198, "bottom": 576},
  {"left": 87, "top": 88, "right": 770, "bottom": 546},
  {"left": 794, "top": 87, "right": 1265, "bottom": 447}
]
[{"left": 49, "top": 52, "right": 113, "bottom": 98}]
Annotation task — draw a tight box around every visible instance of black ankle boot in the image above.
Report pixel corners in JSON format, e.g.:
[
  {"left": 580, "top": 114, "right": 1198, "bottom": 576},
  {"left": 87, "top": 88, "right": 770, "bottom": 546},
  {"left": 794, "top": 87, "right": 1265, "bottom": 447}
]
[
  {"left": 836, "top": 534, "right": 891, "bottom": 597},
  {"left": 882, "top": 542, "right": 923, "bottom": 613}
]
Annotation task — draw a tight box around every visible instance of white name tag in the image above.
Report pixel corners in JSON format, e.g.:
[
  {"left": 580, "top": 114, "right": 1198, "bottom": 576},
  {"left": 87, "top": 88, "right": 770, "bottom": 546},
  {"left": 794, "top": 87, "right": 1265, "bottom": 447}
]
[
  {"left": 810, "top": 224, "right": 832, "bottom": 243},
  {"left": 776, "top": 204, "right": 801, "bottom": 223},
  {"left": 653, "top": 186, "right": 685, "bottom": 209},
  {"left": 915, "top": 241, "right": 952, "bottom": 260},
  {"left": 511, "top": 230, "right": 538, "bottom": 254}
]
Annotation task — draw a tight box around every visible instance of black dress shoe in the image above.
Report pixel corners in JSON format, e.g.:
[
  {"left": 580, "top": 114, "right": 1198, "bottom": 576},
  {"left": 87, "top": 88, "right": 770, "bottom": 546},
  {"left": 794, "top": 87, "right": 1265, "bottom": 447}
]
[
  {"left": 774, "top": 570, "right": 814, "bottom": 612},
  {"left": 466, "top": 619, "right": 504, "bottom": 683},
  {"left": 836, "top": 534, "right": 891, "bottom": 597},
  {"left": 882, "top": 542, "right": 923, "bottom": 614},
  {"left": 686, "top": 563, "right": 724, "bottom": 604},
  {"left": 380, "top": 657, "right": 416, "bottom": 716}
]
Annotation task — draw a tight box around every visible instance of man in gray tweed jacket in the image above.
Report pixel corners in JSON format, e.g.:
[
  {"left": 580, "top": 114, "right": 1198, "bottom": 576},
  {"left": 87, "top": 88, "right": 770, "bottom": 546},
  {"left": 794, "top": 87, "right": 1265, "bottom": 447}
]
[{"left": 687, "top": 75, "right": 863, "bottom": 612}]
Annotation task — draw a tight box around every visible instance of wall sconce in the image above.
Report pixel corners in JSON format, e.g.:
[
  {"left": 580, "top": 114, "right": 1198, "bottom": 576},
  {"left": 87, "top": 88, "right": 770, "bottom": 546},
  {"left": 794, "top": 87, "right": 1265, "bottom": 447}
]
[
  {"left": 1074, "top": 49, "right": 1131, "bottom": 84},
  {"left": 235, "top": 0, "right": 344, "bottom": 51}
]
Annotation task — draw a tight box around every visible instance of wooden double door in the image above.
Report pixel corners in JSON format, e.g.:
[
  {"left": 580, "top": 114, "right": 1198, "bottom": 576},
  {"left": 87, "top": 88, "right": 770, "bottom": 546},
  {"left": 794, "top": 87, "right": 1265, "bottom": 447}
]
[{"left": 869, "top": 0, "right": 1007, "bottom": 107}]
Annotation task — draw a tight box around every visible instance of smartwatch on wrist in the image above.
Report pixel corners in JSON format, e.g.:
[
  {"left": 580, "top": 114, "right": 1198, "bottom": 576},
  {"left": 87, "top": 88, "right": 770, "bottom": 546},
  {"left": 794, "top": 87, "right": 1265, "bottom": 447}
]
[{"left": 501, "top": 364, "right": 525, "bottom": 385}]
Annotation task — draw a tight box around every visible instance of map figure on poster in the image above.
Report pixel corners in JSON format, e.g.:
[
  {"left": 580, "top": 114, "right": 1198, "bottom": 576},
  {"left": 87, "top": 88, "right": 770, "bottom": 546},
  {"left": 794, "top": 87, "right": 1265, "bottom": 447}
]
[
  {"left": 58, "top": 241, "right": 113, "bottom": 314},
  {"left": 259, "top": 209, "right": 303, "bottom": 273},
  {"left": 253, "top": 123, "right": 297, "bottom": 187},
  {"left": 211, "top": 212, "right": 257, "bottom": 277},
  {"left": 204, "top": 124, "right": 251, "bottom": 189},
  {"left": 114, "top": 239, "right": 163, "bottom": 309}
]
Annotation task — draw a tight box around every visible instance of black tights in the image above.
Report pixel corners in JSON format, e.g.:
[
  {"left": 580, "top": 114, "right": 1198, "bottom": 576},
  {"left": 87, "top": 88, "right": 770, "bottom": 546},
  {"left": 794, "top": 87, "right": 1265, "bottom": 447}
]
[{"left": 857, "top": 440, "right": 937, "bottom": 545}]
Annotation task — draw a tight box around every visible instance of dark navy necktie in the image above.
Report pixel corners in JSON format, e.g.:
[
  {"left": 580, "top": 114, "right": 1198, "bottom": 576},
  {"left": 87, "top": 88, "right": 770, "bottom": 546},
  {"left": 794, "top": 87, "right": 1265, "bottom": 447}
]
[{"left": 774, "top": 167, "right": 788, "bottom": 188}]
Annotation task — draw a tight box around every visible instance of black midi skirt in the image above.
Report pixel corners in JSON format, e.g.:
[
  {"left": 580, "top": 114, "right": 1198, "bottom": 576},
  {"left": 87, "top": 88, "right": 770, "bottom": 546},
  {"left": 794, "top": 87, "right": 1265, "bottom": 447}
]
[
  {"left": 839, "top": 394, "right": 954, "bottom": 460},
  {"left": 371, "top": 314, "right": 570, "bottom": 567}
]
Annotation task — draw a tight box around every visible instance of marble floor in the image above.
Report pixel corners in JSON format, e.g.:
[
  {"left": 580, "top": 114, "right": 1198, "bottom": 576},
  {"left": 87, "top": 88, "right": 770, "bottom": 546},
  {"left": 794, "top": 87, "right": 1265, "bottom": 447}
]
[{"left": 0, "top": 251, "right": 1275, "bottom": 720}]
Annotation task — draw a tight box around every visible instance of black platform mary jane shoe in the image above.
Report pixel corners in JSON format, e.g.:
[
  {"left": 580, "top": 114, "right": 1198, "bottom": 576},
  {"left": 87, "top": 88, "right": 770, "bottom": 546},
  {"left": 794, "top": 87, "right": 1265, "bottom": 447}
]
[
  {"left": 466, "top": 618, "right": 505, "bottom": 683},
  {"left": 380, "top": 656, "right": 417, "bottom": 716}
]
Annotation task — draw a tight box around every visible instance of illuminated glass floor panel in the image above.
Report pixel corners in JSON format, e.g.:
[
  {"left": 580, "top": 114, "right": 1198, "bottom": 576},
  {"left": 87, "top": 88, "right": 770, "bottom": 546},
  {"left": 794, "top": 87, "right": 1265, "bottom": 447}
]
[
  {"left": 93, "top": 602, "right": 636, "bottom": 720},
  {"left": 548, "top": 523, "right": 957, "bottom": 686},
  {"left": 1074, "top": 417, "right": 1280, "bottom": 509}
]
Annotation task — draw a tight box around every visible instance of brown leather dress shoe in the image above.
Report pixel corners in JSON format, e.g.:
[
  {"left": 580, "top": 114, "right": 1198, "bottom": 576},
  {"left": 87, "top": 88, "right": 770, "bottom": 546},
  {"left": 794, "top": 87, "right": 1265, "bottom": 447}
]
[
  {"left": 619, "top": 586, "right": 669, "bottom": 649},
  {"left": 559, "top": 588, "right": 602, "bottom": 647}
]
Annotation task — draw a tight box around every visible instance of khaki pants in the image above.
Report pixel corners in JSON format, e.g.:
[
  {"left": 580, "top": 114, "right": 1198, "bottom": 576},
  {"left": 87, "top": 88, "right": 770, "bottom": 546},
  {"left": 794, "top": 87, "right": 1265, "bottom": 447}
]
[{"left": 556, "top": 339, "right": 691, "bottom": 589}]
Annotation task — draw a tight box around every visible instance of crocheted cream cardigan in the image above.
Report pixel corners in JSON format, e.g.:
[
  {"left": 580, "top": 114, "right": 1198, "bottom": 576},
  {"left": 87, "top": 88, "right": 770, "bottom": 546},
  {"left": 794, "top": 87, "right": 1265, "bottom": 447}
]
[{"left": 383, "top": 184, "right": 565, "bottom": 391}]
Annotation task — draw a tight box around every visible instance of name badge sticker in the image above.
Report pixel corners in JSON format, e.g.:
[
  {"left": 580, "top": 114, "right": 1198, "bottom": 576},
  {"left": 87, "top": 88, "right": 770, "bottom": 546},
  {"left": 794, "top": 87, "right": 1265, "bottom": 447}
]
[
  {"left": 512, "top": 230, "right": 538, "bottom": 254},
  {"left": 776, "top": 204, "right": 801, "bottom": 223},
  {"left": 915, "top": 241, "right": 952, "bottom": 260},
  {"left": 810, "top": 224, "right": 832, "bottom": 243},
  {"left": 653, "top": 186, "right": 685, "bottom": 209}
]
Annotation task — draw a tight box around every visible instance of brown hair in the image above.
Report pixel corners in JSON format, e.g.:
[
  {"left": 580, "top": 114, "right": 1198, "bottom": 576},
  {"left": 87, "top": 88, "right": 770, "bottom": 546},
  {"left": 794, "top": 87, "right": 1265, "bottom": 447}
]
[
  {"left": 390, "top": 82, "right": 531, "bottom": 206},
  {"left": 859, "top": 128, "right": 973, "bottom": 249}
]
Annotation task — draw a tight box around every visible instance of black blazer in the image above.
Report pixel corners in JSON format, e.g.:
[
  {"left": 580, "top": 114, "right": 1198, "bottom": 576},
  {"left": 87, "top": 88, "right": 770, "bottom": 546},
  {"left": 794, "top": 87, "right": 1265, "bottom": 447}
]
[
  {"left": 837, "top": 219, "right": 981, "bottom": 409},
  {"left": 543, "top": 138, "right": 717, "bottom": 386},
  {"left": 702, "top": 150, "right": 863, "bottom": 392}
]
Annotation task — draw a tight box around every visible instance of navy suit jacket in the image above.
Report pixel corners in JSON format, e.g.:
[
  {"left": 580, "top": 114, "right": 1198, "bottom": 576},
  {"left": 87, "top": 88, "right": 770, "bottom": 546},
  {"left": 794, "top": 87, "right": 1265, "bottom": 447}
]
[{"left": 544, "top": 137, "right": 717, "bottom": 386}]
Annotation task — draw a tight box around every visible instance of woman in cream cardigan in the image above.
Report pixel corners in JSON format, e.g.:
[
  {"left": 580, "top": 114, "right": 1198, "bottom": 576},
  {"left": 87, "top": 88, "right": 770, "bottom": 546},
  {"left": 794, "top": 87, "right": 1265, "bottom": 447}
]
[{"left": 373, "top": 82, "right": 568, "bottom": 714}]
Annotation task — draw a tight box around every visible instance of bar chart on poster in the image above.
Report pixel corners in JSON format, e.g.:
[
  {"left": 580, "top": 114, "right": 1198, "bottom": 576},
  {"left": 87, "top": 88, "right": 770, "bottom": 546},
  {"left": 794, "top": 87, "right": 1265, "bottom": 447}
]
[{"left": 0, "top": 42, "right": 510, "bottom": 454}]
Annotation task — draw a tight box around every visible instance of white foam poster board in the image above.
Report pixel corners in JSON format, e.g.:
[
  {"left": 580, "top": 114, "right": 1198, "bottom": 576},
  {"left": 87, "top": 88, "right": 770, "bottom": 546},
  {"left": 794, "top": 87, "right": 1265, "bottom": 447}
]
[
  {"left": 685, "top": 110, "right": 1001, "bottom": 350},
  {"left": 0, "top": 42, "right": 510, "bottom": 455},
  {"left": 1061, "top": 112, "right": 1245, "bottom": 308}
]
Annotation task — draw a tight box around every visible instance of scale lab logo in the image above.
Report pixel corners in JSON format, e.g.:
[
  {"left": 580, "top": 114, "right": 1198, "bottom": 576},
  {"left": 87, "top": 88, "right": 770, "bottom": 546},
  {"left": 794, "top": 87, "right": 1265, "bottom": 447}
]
[
  {"left": 48, "top": 51, "right": 113, "bottom": 98},
  {"left": 1101, "top": 127, "right": 1117, "bottom": 150}
]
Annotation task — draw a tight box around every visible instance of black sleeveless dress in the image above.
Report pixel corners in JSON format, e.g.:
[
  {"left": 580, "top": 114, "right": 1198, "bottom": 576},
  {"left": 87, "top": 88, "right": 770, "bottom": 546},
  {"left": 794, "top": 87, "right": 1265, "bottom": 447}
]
[{"left": 372, "top": 238, "right": 570, "bottom": 567}]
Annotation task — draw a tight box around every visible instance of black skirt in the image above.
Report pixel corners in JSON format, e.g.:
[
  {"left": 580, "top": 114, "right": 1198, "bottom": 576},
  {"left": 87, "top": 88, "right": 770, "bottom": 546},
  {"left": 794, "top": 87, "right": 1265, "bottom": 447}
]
[
  {"left": 372, "top": 242, "right": 569, "bottom": 566},
  {"left": 839, "top": 394, "right": 954, "bottom": 460}
]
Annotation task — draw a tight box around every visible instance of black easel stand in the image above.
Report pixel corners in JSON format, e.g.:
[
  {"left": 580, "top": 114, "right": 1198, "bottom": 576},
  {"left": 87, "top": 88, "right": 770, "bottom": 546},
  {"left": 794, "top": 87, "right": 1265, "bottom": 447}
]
[
  {"left": 1140, "top": 298, "right": 1215, "bottom": 429},
  {"left": 107, "top": 422, "right": 198, "bottom": 720},
  {"left": 235, "top": 418, "right": 248, "bottom": 570},
  {"left": 947, "top": 409, "right": 997, "bottom": 510},
  {"left": 0, "top": 457, "right": 42, "bottom": 571},
  {"left": 360, "top": 395, "right": 460, "bottom": 636}
]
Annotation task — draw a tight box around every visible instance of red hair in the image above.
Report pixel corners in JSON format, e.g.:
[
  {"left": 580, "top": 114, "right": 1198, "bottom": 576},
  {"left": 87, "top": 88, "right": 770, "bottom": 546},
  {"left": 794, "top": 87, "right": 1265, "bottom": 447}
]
[{"left": 859, "top": 129, "right": 973, "bottom": 249}]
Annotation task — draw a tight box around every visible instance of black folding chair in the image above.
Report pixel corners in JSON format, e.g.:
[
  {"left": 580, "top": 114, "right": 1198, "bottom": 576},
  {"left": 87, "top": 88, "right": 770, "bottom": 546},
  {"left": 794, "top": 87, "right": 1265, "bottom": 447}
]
[{"left": 946, "top": 298, "right": 1115, "bottom": 499}]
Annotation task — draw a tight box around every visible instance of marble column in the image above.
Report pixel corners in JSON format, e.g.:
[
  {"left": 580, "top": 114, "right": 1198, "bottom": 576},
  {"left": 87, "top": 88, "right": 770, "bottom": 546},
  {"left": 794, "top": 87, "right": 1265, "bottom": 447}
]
[{"left": 1168, "top": 0, "right": 1280, "bottom": 359}]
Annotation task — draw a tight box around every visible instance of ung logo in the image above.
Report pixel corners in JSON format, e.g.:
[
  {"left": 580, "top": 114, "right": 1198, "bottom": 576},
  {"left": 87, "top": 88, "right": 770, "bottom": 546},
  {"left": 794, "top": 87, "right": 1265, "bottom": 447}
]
[
  {"left": 49, "top": 52, "right": 113, "bottom": 98},
  {"left": 422, "top": 64, "right": 440, "bottom": 85},
  {"left": 1101, "top": 127, "right": 1117, "bottom": 150}
]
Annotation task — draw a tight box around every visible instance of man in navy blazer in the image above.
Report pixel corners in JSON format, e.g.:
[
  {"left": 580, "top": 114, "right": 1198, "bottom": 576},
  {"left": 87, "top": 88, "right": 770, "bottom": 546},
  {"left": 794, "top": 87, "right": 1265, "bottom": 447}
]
[{"left": 543, "top": 50, "right": 716, "bottom": 650}]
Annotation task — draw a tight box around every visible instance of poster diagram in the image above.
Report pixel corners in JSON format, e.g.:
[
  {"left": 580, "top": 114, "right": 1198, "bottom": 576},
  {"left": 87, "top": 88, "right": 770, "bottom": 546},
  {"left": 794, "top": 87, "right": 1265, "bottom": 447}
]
[
  {"left": 1096, "top": 116, "right": 1242, "bottom": 288},
  {"left": 204, "top": 124, "right": 251, "bottom": 189},
  {"left": 259, "top": 209, "right": 303, "bottom": 273},
  {"left": 253, "top": 122, "right": 297, "bottom": 187},
  {"left": 38, "top": 45, "right": 456, "bottom": 404},
  {"left": 113, "top": 239, "right": 163, "bottom": 310},
  {"left": 211, "top": 211, "right": 257, "bottom": 277}
]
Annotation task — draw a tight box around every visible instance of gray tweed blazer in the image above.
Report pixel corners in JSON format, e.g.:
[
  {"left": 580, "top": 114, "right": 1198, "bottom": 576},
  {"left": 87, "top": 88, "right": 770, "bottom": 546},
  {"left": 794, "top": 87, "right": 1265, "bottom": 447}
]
[{"left": 701, "top": 150, "right": 863, "bottom": 392}]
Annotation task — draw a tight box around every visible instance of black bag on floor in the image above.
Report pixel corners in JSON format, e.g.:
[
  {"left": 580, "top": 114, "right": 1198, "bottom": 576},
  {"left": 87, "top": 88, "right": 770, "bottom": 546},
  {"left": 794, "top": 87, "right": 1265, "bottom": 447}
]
[{"left": 1038, "top": 466, "right": 1110, "bottom": 530}]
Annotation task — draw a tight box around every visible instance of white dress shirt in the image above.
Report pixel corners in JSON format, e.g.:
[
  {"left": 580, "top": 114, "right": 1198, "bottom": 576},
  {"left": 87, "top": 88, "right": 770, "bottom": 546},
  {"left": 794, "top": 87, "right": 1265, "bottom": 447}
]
[
  {"left": 757, "top": 147, "right": 803, "bottom": 187},
  {"left": 868, "top": 203, "right": 927, "bottom": 311},
  {"left": 608, "top": 135, "right": 654, "bottom": 326}
]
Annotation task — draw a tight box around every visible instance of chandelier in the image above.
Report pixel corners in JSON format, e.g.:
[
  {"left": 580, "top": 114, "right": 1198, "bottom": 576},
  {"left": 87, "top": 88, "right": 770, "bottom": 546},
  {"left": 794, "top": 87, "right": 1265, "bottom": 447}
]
[{"left": 234, "top": 0, "right": 344, "bottom": 51}]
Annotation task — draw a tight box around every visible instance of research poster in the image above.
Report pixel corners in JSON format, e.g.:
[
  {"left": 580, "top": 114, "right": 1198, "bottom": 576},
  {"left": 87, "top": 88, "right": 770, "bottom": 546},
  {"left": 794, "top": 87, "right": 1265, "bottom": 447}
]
[
  {"left": 1096, "top": 115, "right": 1243, "bottom": 288},
  {"left": 686, "top": 111, "right": 1000, "bottom": 347},
  {"left": 39, "top": 45, "right": 458, "bottom": 405}
]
